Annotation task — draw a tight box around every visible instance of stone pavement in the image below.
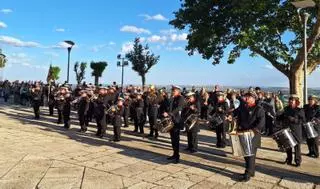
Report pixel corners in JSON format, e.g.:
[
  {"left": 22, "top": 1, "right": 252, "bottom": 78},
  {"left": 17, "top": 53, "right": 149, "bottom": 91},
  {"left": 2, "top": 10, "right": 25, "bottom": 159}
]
[{"left": 0, "top": 104, "right": 319, "bottom": 189}]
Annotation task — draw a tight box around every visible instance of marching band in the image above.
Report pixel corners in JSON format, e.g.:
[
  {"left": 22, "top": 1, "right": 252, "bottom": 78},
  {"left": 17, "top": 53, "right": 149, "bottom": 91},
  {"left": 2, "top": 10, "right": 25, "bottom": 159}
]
[{"left": 15, "top": 81, "right": 320, "bottom": 182}]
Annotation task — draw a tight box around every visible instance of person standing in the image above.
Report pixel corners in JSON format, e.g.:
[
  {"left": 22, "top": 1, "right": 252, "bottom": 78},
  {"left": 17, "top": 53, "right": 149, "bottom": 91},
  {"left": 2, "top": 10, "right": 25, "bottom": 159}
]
[
  {"left": 183, "top": 92, "right": 201, "bottom": 153},
  {"left": 163, "top": 85, "right": 185, "bottom": 163},
  {"left": 234, "top": 92, "right": 265, "bottom": 182},
  {"left": 303, "top": 95, "right": 320, "bottom": 158},
  {"left": 31, "top": 83, "right": 42, "bottom": 119},
  {"left": 279, "top": 94, "right": 305, "bottom": 166}
]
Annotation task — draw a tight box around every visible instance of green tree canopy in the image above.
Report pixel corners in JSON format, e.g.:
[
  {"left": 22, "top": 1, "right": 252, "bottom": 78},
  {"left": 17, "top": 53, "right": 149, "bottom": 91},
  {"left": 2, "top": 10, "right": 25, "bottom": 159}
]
[
  {"left": 170, "top": 0, "right": 320, "bottom": 100},
  {"left": 74, "top": 61, "right": 87, "bottom": 85},
  {"left": 90, "top": 61, "right": 108, "bottom": 85},
  {"left": 125, "top": 38, "right": 160, "bottom": 88}
]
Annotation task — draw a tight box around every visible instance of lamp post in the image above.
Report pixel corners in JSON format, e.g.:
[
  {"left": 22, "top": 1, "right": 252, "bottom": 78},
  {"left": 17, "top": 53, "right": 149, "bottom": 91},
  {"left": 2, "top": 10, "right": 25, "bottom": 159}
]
[
  {"left": 291, "top": 0, "right": 316, "bottom": 105},
  {"left": 117, "top": 54, "right": 129, "bottom": 92},
  {"left": 64, "top": 40, "right": 75, "bottom": 84}
]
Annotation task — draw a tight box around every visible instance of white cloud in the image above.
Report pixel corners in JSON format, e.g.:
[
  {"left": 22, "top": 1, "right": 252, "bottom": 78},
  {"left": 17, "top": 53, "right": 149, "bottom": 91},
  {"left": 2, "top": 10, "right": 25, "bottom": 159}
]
[
  {"left": 121, "top": 42, "right": 134, "bottom": 54},
  {"left": 51, "top": 41, "right": 76, "bottom": 49},
  {"left": 1, "top": 9, "right": 13, "bottom": 14},
  {"left": 120, "top": 25, "right": 151, "bottom": 35},
  {"left": 166, "top": 46, "right": 184, "bottom": 51},
  {"left": 0, "top": 35, "right": 41, "bottom": 47},
  {"left": 55, "top": 28, "right": 65, "bottom": 32},
  {"left": 109, "top": 41, "right": 116, "bottom": 45},
  {"left": 140, "top": 14, "right": 168, "bottom": 21},
  {"left": 0, "top": 21, "right": 7, "bottom": 28},
  {"left": 264, "top": 64, "right": 274, "bottom": 70},
  {"left": 147, "top": 35, "right": 167, "bottom": 43},
  {"left": 7, "top": 53, "right": 48, "bottom": 70},
  {"left": 160, "top": 29, "right": 177, "bottom": 35},
  {"left": 170, "top": 33, "right": 188, "bottom": 42}
]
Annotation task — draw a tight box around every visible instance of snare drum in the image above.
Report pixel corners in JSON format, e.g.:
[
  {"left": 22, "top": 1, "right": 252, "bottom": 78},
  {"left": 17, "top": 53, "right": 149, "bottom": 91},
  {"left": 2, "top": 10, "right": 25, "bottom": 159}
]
[
  {"left": 273, "top": 128, "right": 298, "bottom": 151},
  {"left": 230, "top": 131, "right": 254, "bottom": 157},
  {"left": 303, "top": 122, "right": 319, "bottom": 139}
]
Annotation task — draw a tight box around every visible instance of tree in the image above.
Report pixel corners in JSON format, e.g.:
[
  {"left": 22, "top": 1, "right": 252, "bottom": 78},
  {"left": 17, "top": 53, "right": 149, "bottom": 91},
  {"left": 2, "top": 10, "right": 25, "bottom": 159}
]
[
  {"left": 47, "top": 65, "right": 61, "bottom": 82},
  {"left": 74, "top": 61, "right": 87, "bottom": 85},
  {"left": 0, "top": 49, "right": 7, "bottom": 68},
  {"left": 90, "top": 61, "right": 108, "bottom": 86},
  {"left": 125, "top": 38, "right": 160, "bottom": 89},
  {"left": 170, "top": 1, "right": 320, "bottom": 100}
]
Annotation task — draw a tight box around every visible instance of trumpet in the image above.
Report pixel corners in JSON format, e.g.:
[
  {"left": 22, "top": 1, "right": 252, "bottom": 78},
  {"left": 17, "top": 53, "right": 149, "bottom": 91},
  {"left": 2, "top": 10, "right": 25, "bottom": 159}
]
[{"left": 105, "top": 105, "right": 119, "bottom": 115}]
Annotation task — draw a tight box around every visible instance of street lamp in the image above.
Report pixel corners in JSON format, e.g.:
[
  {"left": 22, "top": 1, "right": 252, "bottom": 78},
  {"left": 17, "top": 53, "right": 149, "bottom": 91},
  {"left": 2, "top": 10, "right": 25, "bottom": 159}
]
[
  {"left": 291, "top": 0, "right": 316, "bottom": 105},
  {"left": 64, "top": 40, "right": 75, "bottom": 84},
  {"left": 117, "top": 54, "right": 129, "bottom": 92}
]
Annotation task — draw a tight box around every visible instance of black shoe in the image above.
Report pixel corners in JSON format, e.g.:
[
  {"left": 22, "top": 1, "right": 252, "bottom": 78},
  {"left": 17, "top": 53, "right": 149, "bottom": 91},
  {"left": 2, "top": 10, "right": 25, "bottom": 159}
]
[
  {"left": 154, "top": 133, "right": 159, "bottom": 138},
  {"left": 148, "top": 133, "right": 153, "bottom": 137},
  {"left": 184, "top": 147, "right": 191, "bottom": 151},
  {"left": 113, "top": 139, "right": 120, "bottom": 142},
  {"left": 239, "top": 174, "right": 250, "bottom": 182},
  {"left": 190, "top": 149, "right": 197, "bottom": 153},
  {"left": 173, "top": 158, "right": 180, "bottom": 164},
  {"left": 167, "top": 156, "right": 176, "bottom": 160},
  {"left": 133, "top": 130, "right": 138, "bottom": 133},
  {"left": 306, "top": 153, "right": 313, "bottom": 157},
  {"left": 284, "top": 159, "right": 292, "bottom": 165}
]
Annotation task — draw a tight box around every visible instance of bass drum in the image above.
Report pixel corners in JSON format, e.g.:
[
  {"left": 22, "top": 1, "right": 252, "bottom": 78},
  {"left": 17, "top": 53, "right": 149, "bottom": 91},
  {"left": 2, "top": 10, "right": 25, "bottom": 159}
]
[
  {"left": 303, "top": 122, "right": 319, "bottom": 139},
  {"left": 230, "top": 131, "right": 255, "bottom": 157},
  {"left": 273, "top": 128, "right": 298, "bottom": 152},
  {"left": 184, "top": 114, "right": 199, "bottom": 131}
]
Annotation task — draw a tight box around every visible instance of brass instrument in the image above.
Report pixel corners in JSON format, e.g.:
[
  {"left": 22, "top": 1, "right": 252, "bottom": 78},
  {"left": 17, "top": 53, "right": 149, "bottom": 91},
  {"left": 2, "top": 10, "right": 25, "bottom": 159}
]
[{"left": 105, "top": 105, "right": 119, "bottom": 115}]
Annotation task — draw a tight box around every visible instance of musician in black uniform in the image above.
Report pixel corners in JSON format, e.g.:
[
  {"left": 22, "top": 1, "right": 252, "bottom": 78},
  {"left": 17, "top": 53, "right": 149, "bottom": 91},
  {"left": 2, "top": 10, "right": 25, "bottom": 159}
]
[
  {"left": 123, "top": 93, "right": 131, "bottom": 128},
  {"left": 62, "top": 87, "right": 72, "bottom": 129},
  {"left": 211, "top": 91, "right": 229, "bottom": 148},
  {"left": 303, "top": 95, "right": 320, "bottom": 158},
  {"left": 280, "top": 94, "right": 305, "bottom": 166},
  {"left": 234, "top": 91, "right": 265, "bottom": 182},
  {"left": 31, "top": 83, "right": 42, "bottom": 119},
  {"left": 133, "top": 92, "right": 145, "bottom": 134},
  {"left": 55, "top": 86, "right": 67, "bottom": 124},
  {"left": 48, "top": 84, "right": 55, "bottom": 116},
  {"left": 94, "top": 87, "right": 108, "bottom": 138},
  {"left": 77, "top": 90, "right": 90, "bottom": 132},
  {"left": 111, "top": 97, "right": 125, "bottom": 142},
  {"left": 163, "top": 85, "right": 185, "bottom": 163},
  {"left": 183, "top": 92, "right": 201, "bottom": 153},
  {"left": 146, "top": 85, "right": 160, "bottom": 138}
]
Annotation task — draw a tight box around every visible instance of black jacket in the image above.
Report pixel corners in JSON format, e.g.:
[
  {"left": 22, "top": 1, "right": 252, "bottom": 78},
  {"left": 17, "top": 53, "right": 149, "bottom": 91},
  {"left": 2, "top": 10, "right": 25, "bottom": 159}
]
[{"left": 169, "top": 95, "right": 185, "bottom": 128}]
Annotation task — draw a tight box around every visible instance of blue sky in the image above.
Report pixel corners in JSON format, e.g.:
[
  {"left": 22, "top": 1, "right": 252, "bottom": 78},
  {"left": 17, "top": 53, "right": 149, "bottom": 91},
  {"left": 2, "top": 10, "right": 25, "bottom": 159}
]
[{"left": 0, "top": 0, "right": 319, "bottom": 87}]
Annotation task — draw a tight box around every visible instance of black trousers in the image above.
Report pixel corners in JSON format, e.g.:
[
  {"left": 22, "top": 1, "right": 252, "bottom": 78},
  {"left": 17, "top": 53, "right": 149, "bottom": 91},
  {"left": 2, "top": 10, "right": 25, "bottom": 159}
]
[
  {"left": 170, "top": 126, "right": 180, "bottom": 158},
  {"left": 307, "top": 137, "right": 319, "bottom": 157},
  {"left": 148, "top": 114, "right": 158, "bottom": 136},
  {"left": 200, "top": 106, "right": 208, "bottom": 120},
  {"left": 265, "top": 116, "right": 274, "bottom": 135},
  {"left": 244, "top": 151, "right": 257, "bottom": 176},
  {"left": 33, "top": 104, "right": 40, "bottom": 119},
  {"left": 57, "top": 109, "right": 63, "bottom": 124},
  {"left": 216, "top": 123, "right": 226, "bottom": 147},
  {"left": 187, "top": 131, "right": 198, "bottom": 150},
  {"left": 134, "top": 114, "right": 144, "bottom": 133},
  {"left": 113, "top": 125, "right": 121, "bottom": 140},
  {"left": 124, "top": 108, "right": 130, "bottom": 127},
  {"left": 96, "top": 118, "right": 102, "bottom": 136},
  {"left": 49, "top": 104, "right": 54, "bottom": 115},
  {"left": 79, "top": 113, "right": 88, "bottom": 131},
  {"left": 286, "top": 144, "right": 301, "bottom": 163}
]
